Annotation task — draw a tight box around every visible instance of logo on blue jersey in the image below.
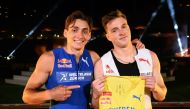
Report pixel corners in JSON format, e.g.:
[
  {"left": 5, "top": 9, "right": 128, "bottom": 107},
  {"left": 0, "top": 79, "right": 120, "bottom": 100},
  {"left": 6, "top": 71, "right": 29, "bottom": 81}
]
[
  {"left": 56, "top": 71, "right": 92, "bottom": 83},
  {"left": 82, "top": 57, "right": 89, "bottom": 67},
  {"left": 57, "top": 58, "right": 72, "bottom": 68},
  {"left": 58, "top": 58, "right": 71, "bottom": 64}
]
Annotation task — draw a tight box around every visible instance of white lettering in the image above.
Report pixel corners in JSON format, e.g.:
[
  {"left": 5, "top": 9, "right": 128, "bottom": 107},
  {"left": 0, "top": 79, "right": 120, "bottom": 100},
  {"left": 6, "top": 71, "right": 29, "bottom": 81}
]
[
  {"left": 69, "top": 73, "right": 77, "bottom": 76},
  {"left": 70, "top": 77, "right": 77, "bottom": 80},
  {"left": 78, "top": 76, "right": 84, "bottom": 80}
]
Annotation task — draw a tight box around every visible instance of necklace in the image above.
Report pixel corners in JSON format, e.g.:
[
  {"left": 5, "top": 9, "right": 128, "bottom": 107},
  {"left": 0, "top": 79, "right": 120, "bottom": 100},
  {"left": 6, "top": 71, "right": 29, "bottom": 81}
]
[
  {"left": 115, "top": 56, "right": 135, "bottom": 64},
  {"left": 112, "top": 49, "right": 136, "bottom": 64}
]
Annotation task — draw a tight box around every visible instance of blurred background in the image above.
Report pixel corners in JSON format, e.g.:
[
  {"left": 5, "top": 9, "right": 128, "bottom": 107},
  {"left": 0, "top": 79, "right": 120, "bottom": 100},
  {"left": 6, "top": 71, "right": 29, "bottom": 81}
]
[{"left": 0, "top": 0, "right": 190, "bottom": 108}]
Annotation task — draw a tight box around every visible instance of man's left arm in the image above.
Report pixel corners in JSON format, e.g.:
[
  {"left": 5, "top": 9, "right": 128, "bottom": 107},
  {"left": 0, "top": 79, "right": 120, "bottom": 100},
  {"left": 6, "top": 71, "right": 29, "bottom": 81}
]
[{"left": 150, "top": 51, "right": 167, "bottom": 101}]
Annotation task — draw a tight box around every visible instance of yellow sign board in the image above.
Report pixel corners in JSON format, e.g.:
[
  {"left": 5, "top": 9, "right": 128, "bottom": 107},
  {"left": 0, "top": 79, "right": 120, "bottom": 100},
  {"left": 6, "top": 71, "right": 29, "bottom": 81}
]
[{"left": 99, "top": 76, "right": 145, "bottom": 109}]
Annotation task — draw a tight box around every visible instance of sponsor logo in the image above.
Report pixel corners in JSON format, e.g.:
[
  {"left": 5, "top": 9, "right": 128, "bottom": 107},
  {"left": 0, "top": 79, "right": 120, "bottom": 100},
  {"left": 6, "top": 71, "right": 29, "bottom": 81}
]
[
  {"left": 102, "top": 91, "right": 112, "bottom": 96},
  {"left": 82, "top": 57, "right": 89, "bottom": 67},
  {"left": 105, "top": 65, "right": 114, "bottom": 74},
  {"left": 58, "top": 58, "right": 71, "bottom": 64},
  {"left": 59, "top": 73, "right": 68, "bottom": 81},
  {"left": 57, "top": 71, "right": 92, "bottom": 82},
  {"left": 57, "top": 58, "right": 72, "bottom": 68},
  {"left": 140, "top": 72, "right": 151, "bottom": 76},
  {"left": 139, "top": 58, "right": 150, "bottom": 66},
  {"left": 58, "top": 64, "right": 72, "bottom": 68},
  {"left": 132, "top": 95, "right": 141, "bottom": 102}
]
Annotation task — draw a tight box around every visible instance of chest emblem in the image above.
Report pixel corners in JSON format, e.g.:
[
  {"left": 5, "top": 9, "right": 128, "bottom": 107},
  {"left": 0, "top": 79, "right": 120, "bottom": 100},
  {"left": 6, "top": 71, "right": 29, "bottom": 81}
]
[
  {"left": 57, "top": 58, "right": 72, "bottom": 68},
  {"left": 138, "top": 58, "right": 150, "bottom": 66},
  {"left": 105, "top": 65, "right": 114, "bottom": 74},
  {"left": 82, "top": 57, "right": 89, "bottom": 67}
]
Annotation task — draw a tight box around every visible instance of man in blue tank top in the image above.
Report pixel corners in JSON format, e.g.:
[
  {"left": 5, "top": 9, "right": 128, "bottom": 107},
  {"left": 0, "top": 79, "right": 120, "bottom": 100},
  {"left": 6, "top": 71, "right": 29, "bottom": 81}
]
[
  {"left": 22, "top": 10, "right": 100, "bottom": 109},
  {"left": 22, "top": 10, "right": 144, "bottom": 109}
]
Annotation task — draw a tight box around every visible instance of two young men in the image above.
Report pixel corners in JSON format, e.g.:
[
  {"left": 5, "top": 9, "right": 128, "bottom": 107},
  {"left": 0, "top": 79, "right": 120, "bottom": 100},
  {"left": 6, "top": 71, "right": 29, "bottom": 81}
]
[{"left": 22, "top": 10, "right": 166, "bottom": 109}]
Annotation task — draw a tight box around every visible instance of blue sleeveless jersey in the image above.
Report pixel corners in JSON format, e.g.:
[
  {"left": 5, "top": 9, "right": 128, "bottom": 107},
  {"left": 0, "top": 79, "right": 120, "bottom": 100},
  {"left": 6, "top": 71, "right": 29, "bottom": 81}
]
[{"left": 45, "top": 48, "right": 94, "bottom": 109}]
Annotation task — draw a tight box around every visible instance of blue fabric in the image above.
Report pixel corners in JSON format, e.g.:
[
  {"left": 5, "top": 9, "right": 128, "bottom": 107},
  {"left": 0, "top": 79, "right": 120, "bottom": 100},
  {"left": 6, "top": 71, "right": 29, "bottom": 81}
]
[{"left": 45, "top": 48, "right": 94, "bottom": 109}]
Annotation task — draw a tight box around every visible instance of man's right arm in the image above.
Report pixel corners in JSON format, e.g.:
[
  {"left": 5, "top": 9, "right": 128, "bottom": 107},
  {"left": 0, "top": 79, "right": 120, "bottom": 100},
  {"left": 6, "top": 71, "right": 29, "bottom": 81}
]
[{"left": 22, "top": 52, "right": 54, "bottom": 104}]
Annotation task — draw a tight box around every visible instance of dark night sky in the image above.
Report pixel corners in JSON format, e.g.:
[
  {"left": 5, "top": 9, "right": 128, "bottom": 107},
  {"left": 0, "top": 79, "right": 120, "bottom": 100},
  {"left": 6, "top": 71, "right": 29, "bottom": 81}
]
[
  {"left": 1, "top": 0, "right": 190, "bottom": 37},
  {"left": 0, "top": 0, "right": 190, "bottom": 59}
]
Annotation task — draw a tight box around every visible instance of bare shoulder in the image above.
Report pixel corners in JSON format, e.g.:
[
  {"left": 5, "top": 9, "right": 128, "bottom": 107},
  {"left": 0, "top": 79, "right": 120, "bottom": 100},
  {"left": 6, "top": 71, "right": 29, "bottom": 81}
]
[
  {"left": 37, "top": 51, "right": 54, "bottom": 63},
  {"left": 40, "top": 51, "right": 54, "bottom": 59},
  {"left": 149, "top": 50, "right": 159, "bottom": 60},
  {"left": 89, "top": 50, "right": 100, "bottom": 65},
  {"left": 35, "top": 51, "right": 54, "bottom": 73}
]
